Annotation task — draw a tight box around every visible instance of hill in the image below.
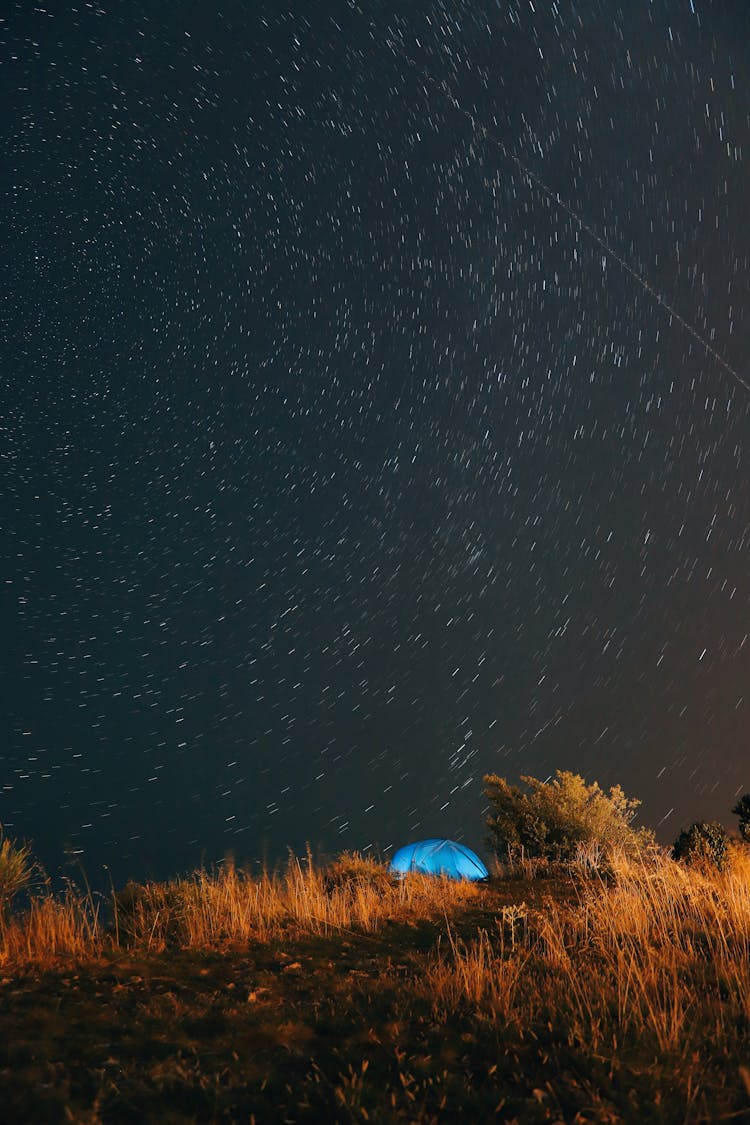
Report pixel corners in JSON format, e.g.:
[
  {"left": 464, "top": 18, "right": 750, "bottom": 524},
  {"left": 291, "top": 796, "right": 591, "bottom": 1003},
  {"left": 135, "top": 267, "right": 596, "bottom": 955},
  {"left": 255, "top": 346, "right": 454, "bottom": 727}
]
[{"left": 1, "top": 851, "right": 749, "bottom": 1122}]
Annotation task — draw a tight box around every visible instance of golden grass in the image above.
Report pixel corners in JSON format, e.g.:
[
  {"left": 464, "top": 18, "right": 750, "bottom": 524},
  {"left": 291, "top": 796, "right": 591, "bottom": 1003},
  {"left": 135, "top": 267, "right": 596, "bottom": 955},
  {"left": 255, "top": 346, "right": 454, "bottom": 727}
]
[
  {"left": 0, "top": 850, "right": 480, "bottom": 964},
  {"left": 426, "top": 846, "right": 750, "bottom": 1081},
  {"left": 2, "top": 847, "right": 750, "bottom": 1119},
  {"left": 0, "top": 886, "right": 103, "bottom": 963},
  {"left": 121, "top": 852, "right": 480, "bottom": 949},
  {"left": 4, "top": 846, "right": 750, "bottom": 1056}
]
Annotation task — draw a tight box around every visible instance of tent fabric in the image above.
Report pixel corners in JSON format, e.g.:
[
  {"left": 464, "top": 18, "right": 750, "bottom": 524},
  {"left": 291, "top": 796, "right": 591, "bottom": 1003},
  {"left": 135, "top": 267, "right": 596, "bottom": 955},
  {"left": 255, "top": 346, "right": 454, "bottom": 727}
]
[{"left": 389, "top": 838, "right": 489, "bottom": 881}]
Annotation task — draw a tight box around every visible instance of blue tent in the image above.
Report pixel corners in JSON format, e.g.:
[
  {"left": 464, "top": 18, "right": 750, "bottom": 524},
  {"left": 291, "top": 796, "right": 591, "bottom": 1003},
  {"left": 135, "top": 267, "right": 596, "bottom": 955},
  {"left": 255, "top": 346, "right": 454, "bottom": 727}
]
[{"left": 389, "top": 838, "right": 489, "bottom": 881}]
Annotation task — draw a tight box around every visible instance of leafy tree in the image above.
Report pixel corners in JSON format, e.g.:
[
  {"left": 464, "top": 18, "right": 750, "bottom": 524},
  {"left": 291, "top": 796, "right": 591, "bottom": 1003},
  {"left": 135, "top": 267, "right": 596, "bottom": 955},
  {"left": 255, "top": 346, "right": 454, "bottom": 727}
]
[
  {"left": 731, "top": 794, "right": 750, "bottom": 843},
  {"left": 483, "top": 770, "right": 653, "bottom": 863},
  {"left": 672, "top": 821, "right": 730, "bottom": 872}
]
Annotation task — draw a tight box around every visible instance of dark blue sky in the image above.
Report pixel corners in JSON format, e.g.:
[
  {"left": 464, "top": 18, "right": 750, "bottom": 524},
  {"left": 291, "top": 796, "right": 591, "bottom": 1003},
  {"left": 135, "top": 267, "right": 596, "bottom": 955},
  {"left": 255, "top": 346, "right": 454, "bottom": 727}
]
[{"left": 3, "top": 0, "right": 750, "bottom": 885}]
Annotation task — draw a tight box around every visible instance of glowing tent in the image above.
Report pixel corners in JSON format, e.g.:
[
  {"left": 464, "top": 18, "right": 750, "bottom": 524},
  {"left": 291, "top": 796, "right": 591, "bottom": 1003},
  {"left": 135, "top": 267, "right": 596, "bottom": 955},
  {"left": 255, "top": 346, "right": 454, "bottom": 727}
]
[{"left": 389, "top": 838, "right": 489, "bottom": 881}]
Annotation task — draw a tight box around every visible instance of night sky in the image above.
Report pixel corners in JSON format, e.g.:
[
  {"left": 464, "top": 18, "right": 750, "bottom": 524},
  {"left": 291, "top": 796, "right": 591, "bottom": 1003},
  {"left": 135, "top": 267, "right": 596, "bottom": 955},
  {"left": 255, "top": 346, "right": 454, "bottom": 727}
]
[{"left": 3, "top": 0, "right": 750, "bottom": 886}]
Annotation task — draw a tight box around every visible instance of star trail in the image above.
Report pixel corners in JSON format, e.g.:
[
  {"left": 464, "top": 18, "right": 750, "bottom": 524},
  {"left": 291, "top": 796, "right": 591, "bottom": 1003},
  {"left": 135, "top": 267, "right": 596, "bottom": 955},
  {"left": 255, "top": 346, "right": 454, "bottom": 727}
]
[{"left": 3, "top": 0, "right": 750, "bottom": 885}]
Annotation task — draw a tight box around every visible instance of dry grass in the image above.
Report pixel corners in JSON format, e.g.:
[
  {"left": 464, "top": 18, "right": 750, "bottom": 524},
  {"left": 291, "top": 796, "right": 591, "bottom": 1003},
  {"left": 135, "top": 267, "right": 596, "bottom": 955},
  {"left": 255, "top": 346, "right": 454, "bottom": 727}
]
[
  {"left": 0, "top": 884, "right": 103, "bottom": 963},
  {"left": 0, "top": 849, "right": 480, "bottom": 964},
  {"left": 113, "top": 850, "right": 481, "bottom": 952},
  {"left": 2, "top": 847, "right": 750, "bottom": 1121},
  {"left": 424, "top": 846, "right": 750, "bottom": 1114}
]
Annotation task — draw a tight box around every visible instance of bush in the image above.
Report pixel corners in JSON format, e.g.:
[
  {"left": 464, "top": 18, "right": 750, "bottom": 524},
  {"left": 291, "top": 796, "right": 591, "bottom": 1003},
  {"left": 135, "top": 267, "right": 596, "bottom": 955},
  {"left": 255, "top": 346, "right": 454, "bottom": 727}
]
[
  {"left": 731, "top": 794, "right": 750, "bottom": 843},
  {"left": 483, "top": 770, "right": 653, "bottom": 864},
  {"left": 672, "top": 821, "right": 730, "bottom": 872},
  {"left": 324, "top": 851, "right": 393, "bottom": 896},
  {"left": 0, "top": 827, "right": 35, "bottom": 916},
  {"left": 112, "top": 880, "right": 187, "bottom": 946}
]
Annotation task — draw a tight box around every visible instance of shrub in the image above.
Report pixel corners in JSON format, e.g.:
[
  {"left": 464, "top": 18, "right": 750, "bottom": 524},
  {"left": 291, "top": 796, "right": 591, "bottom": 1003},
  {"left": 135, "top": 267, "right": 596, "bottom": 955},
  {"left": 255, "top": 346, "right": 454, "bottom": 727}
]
[
  {"left": 324, "top": 851, "right": 393, "bottom": 896},
  {"left": 731, "top": 794, "right": 750, "bottom": 843},
  {"left": 672, "top": 821, "right": 730, "bottom": 872},
  {"left": 0, "top": 827, "right": 35, "bottom": 916},
  {"left": 483, "top": 770, "right": 653, "bottom": 864},
  {"left": 112, "top": 880, "right": 186, "bottom": 946}
]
